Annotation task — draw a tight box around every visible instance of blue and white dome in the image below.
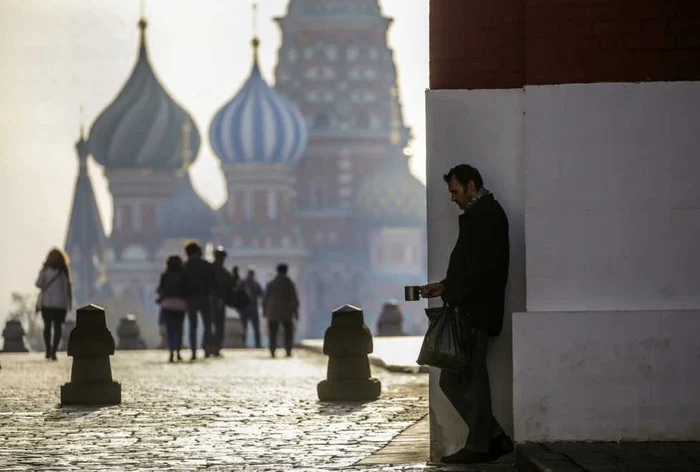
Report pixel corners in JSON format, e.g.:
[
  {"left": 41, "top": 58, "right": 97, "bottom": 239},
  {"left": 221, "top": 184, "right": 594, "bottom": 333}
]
[
  {"left": 89, "top": 19, "right": 201, "bottom": 171},
  {"left": 158, "top": 173, "right": 216, "bottom": 241},
  {"left": 209, "top": 48, "right": 307, "bottom": 166}
]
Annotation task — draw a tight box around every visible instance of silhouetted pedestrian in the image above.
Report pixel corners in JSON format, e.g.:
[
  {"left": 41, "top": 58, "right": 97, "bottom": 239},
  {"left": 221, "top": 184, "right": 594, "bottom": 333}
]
[
  {"left": 34, "top": 247, "right": 72, "bottom": 360},
  {"left": 231, "top": 265, "right": 241, "bottom": 287},
  {"left": 263, "top": 263, "right": 299, "bottom": 358},
  {"left": 157, "top": 255, "right": 189, "bottom": 362},
  {"left": 240, "top": 267, "right": 263, "bottom": 348},
  {"left": 212, "top": 246, "right": 233, "bottom": 357},
  {"left": 183, "top": 241, "right": 215, "bottom": 360}
]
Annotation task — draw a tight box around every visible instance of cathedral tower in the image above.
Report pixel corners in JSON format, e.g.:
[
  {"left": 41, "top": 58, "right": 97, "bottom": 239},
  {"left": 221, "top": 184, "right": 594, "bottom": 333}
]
[{"left": 274, "top": 0, "right": 417, "bottom": 335}]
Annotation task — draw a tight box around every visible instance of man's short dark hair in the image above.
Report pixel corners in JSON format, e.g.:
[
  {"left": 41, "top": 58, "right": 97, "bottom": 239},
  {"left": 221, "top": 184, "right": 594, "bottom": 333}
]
[
  {"left": 184, "top": 240, "right": 202, "bottom": 258},
  {"left": 276, "top": 263, "right": 289, "bottom": 275},
  {"left": 443, "top": 164, "right": 483, "bottom": 190}
]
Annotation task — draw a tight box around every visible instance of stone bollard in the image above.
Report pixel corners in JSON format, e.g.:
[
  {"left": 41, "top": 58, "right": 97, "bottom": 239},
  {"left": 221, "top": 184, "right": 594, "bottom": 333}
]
[
  {"left": 223, "top": 315, "right": 244, "bottom": 348},
  {"left": 58, "top": 319, "right": 76, "bottom": 351},
  {"left": 61, "top": 304, "right": 121, "bottom": 405},
  {"left": 376, "top": 300, "right": 405, "bottom": 336},
  {"left": 2, "top": 319, "right": 29, "bottom": 352},
  {"left": 317, "top": 305, "right": 381, "bottom": 401},
  {"left": 117, "top": 314, "right": 146, "bottom": 350}
]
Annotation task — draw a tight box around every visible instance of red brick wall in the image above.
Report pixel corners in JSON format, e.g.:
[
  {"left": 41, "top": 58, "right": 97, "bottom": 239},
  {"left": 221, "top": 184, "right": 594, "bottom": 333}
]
[
  {"left": 430, "top": 0, "right": 524, "bottom": 89},
  {"left": 430, "top": 0, "right": 700, "bottom": 89}
]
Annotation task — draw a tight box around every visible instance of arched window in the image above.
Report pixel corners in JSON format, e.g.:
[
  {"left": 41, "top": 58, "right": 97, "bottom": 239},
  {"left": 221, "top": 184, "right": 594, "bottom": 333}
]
[
  {"left": 267, "top": 191, "right": 277, "bottom": 220},
  {"left": 310, "top": 182, "right": 327, "bottom": 209},
  {"left": 244, "top": 191, "right": 254, "bottom": 222},
  {"left": 314, "top": 114, "right": 330, "bottom": 130},
  {"left": 356, "top": 111, "right": 370, "bottom": 129}
]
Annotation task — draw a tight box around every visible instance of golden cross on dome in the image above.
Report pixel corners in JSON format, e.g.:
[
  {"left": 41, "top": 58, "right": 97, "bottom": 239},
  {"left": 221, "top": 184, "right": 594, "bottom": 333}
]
[
  {"left": 252, "top": 0, "right": 260, "bottom": 63},
  {"left": 79, "top": 104, "right": 85, "bottom": 139}
]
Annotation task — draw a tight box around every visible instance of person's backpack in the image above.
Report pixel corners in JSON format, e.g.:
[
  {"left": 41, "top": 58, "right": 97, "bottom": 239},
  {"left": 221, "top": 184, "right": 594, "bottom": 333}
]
[{"left": 227, "top": 284, "right": 251, "bottom": 310}]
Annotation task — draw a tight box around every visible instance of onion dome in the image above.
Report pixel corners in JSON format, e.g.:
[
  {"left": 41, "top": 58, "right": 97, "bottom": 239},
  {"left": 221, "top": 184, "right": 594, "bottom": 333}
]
[
  {"left": 158, "top": 173, "right": 216, "bottom": 241},
  {"left": 209, "top": 39, "right": 307, "bottom": 166},
  {"left": 356, "top": 154, "right": 426, "bottom": 227},
  {"left": 88, "top": 18, "right": 200, "bottom": 170}
]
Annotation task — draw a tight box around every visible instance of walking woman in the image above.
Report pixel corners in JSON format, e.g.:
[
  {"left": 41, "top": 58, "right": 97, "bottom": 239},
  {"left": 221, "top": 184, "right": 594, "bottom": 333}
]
[
  {"left": 34, "top": 248, "right": 72, "bottom": 360},
  {"left": 157, "top": 255, "right": 189, "bottom": 362}
]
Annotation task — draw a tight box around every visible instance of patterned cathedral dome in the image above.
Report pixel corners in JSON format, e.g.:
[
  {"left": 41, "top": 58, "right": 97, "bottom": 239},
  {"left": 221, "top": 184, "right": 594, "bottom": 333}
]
[
  {"left": 209, "top": 41, "right": 307, "bottom": 166},
  {"left": 158, "top": 173, "right": 216, "bottom": 241},
  {"left": 88, "top": 18, "right": 201, "bottom": 170},
  {"left": 356, "top": 153, "right": 426, "bottom": 227}
]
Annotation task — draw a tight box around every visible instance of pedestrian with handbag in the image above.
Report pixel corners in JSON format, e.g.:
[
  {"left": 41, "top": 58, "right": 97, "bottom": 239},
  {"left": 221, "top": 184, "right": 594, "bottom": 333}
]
[
  {"left": 419, "top": 164, "right": 513, "bottom": 465},
  {"left": 157, "top": 254, "right": 189, "bottom": 363},
  {"left": 34, "top": 248, "right": 72, "bottom": 361}
]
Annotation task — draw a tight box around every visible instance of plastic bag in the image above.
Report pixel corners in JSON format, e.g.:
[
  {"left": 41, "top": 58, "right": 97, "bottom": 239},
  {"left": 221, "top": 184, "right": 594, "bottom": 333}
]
[{"left": 416, "top": 305, "right": 472, "bottom": 371}]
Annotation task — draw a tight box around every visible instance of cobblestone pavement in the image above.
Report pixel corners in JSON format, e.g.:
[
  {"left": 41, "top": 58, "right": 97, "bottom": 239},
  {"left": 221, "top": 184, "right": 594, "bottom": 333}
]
[{"left": 0, "top": 349, "right": 441, "bottom": 471}]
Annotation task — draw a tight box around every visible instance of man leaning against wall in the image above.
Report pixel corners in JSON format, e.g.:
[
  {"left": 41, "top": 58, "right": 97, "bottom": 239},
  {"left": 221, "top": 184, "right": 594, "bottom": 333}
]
[{"left": 420, "top": 164, "right": 513, "bottom": 465}]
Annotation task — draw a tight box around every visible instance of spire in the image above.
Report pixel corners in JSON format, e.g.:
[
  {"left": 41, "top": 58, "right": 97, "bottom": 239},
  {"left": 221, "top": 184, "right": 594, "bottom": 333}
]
[
  {"left": 76, "top": 106, "right": 89, "bottom": 174},
  {"left": 252, "top": 0, "right": 260, "bottom": 65},
  {"left": 65, "top": 126, "right": 107, "bottom": 306}
]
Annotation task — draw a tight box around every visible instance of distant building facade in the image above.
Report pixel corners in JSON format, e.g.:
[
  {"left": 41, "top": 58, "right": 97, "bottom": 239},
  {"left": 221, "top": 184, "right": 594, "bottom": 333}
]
[{"left": 65, "top": 0, "right": 426, "bottom": 340}]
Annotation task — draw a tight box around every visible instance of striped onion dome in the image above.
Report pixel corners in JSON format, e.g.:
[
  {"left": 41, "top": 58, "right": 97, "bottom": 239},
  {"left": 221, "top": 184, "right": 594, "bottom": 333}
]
[
  {"left": 88, "top": 18, "right": 201, "bottom": 170},
  {"left": 209, "top": 41, "right": 307, "bottom": 166}
]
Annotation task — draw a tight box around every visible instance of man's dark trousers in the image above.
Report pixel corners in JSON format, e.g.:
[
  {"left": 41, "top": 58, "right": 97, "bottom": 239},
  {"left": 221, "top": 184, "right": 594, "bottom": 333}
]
[
  {"left": 268, "top": 321, "right": 293, "bottom": 356},
  {"left": 187, "top": 296, "right": 213, "bottom": 355},
  {"left": 241, "top": 310, "right": 261, "bottom": 348},
  {"left": 212, "top": 298, "right": 226, "bottom": 354},
  {"left": 439, "top": 328, "right": 505, "bottom": 453}
]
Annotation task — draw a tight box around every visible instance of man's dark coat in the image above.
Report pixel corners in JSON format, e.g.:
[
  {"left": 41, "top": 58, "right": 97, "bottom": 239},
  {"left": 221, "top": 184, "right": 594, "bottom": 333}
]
[{"left": 440, "top": 193, "right": 509, "bottom": 336}]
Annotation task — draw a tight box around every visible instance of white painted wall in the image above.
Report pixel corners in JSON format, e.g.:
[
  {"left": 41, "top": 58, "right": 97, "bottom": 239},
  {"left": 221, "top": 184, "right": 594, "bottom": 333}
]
[
  {"left": 425, "top": 90, "right": 526, "bottom": 459},
  {"left": 513, "top": 310, "right": 700, "bottom": 441},
  {"left": 525, "top": 82, "right": 700, "bottom": 312},
  {"left": 515, "top": 81, "right": 700, "bottom": 441}
]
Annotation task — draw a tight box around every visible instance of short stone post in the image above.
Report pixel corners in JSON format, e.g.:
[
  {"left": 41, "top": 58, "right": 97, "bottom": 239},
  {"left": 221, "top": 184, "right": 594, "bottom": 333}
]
[
  {"left": 61, "top": 304, "right": 121, "bottom": 405},
  {"left": 317, "top": 305, "right": 381, "bottom": 401},
  {"left": 376, "top": 301, "right": 405, "bottom": 336},
  {"left": 58, "top": 319, "right": 76, "bottom": 351},
  {"left": 224, "top": 315, "right": 244, "bottom": 348},
  {"left": 117, "top": 314, "right": 146, "bottom": 350},
  {"left": 2, "top": 319, "right": 29, "bottom": 352}
]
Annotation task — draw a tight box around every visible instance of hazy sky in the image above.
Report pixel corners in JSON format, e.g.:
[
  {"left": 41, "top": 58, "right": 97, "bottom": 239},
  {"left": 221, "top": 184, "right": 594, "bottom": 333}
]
[{"left": 0, "top": 0, "right": 429, "bottom": 320}]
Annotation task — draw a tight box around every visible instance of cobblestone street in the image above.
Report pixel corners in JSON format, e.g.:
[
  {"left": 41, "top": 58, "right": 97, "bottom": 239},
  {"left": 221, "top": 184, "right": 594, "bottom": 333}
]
[{"left": 0, "top": 349, "right": 434, "bottom": 471}]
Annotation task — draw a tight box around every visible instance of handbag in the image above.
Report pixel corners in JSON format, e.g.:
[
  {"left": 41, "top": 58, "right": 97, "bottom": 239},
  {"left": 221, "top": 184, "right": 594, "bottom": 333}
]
[
  {"left": 35, "top": 271, "right": 61, "bottom": 313},
  {"left": 416, "top": 304, "right": 472, "bottom": 371}
]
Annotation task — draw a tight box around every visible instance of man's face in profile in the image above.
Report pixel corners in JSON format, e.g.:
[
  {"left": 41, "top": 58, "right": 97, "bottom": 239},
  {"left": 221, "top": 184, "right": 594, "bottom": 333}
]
[{"left": 448, "top": 176, "right": 475, "bottom": 210}]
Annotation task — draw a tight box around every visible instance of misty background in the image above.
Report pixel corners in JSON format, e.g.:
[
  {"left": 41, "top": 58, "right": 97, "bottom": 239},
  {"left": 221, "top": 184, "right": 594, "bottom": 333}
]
[{"left": 0, "top": 0, "right": 429, "bottom": 323}]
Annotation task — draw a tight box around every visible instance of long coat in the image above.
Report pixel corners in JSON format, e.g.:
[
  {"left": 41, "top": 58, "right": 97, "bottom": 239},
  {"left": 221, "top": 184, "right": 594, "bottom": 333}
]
[
  {"left": 440, "top": 193, "right": 509, "bottom": 336},
  {"left": 263, "top": 274, "right": 299, "bottom": 322}
]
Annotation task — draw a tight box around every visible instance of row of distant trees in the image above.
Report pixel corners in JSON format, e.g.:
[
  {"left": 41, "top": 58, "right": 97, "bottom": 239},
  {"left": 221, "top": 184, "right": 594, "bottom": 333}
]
[{"left": 6, "top": 292, "right": 44, "bottom": 350}]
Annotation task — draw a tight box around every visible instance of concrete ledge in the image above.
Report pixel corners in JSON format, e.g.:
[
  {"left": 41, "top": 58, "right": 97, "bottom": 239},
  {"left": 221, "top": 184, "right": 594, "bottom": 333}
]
[
  {"left": 513, "top": 310, "right": 700, "bottom": 442},
  {"left": 299, "top": 337, "right": 429, "bottom": 374},
  {"left": 516, "top": 442, "right": 700, "bottom": 471}
]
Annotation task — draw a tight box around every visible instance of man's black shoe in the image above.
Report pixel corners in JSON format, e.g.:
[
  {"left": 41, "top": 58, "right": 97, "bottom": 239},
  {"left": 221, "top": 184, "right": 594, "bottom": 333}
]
[
  {"left": 488, "top": 434, "right": 514, "bottom": 461},
  {"left": 440, "top": 447, "right": 491, "bottom": 464}
]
